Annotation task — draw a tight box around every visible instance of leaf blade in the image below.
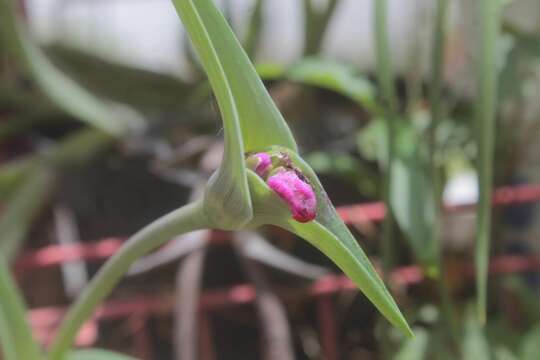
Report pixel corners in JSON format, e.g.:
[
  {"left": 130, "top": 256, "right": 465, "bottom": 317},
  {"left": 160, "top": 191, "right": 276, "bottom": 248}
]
[
  {"left": 181, "top": 0, "right": 298, "bottom": 152},
  {"left": 0, "top": 0, "right": 144, "bottom": 136},
  {"left": 0, "top": 167, "right": 54, "bottom": 261},
  {"left": 0, "top": 260, "right": 42, "bottom": 360},
  {"left": 247, "top": 166, "right": 412, "bottom": 336},
  {"left": 394, "top": 327, "right": 429, "bottom": 360},
  {"left": 475, "top": 0, "right": 503, "bottom": 323}
]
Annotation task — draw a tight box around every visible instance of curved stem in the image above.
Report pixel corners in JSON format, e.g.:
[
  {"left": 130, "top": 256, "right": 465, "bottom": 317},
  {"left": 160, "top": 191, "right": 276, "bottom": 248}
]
[
  {"left": 475, "top": 0, "right": 501, "bottom": 324},
  {"left": 374, "top": 0, "right": 397, "bottom": 275},
  {"left": 47, "top": 201, "right": 209, "bottom": 360},
  {"left": 429, "top": 0, "right": 458, "bottom": 341}
]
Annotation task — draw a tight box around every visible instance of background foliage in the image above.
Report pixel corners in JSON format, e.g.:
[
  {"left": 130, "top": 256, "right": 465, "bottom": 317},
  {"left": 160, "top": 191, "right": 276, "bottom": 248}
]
[{"left": 1, "top": 0, "right": 540, "bottom": 359}]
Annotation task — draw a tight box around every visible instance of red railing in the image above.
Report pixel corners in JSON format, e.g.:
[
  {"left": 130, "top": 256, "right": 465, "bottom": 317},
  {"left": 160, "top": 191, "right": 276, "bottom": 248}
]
[{"left": 14, "top": 184, "right": 540, "bottom": 359}]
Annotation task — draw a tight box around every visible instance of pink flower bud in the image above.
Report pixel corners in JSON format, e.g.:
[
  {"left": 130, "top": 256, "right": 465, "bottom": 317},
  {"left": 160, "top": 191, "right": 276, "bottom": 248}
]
[
  {"left": 267, "top": 170, "right": 317, "bottom": 223},
  {"left": 247, "top": 152, "right": 272, "bottom": 177}
]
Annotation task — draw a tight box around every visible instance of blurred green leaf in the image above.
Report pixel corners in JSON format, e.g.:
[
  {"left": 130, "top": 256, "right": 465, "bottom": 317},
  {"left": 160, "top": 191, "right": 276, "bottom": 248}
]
[
  {"left": 67, "top": 349, "right": 138, "bottom": 360},
  {"left": 499, "top": 25, "right": 540, "bottom": 101},
  {"left": 243, "top": 0, "right": 264, "bottom": 59},
  {"left": 394, "top": 327, "right": 429, "bottom": 360},
  {"left": 287, "top": 58, "right": 378, "bottom": 113},
  {"left": 306, "top": 151, "right": 379, "bottom": 196},
  {"left": 303, "top": 0, "right": 339, "bottom": 55},
  {"left": 356, "top": 119, "right": 387, "bottom": 164},
  {"left": 0, "top": 157, "right": 37, "bottom": 199},
  {"left": 0, "top": 0, "right": 144, "bottom": 136},
  {"left": 462, "top": 307, "right": 491, "bottom": 360},
  {"left": 0, "top": 166, "right": 54, "bottom": 261},
  {"left": 474, "top": 0, "right": 503, "bottom": 323},
  {"left": 494, "top": 347, "right": 518, "bottom": 360},
  {"left": 501, "top": 277, "right": 540, "bottom": 325},
  {"left": 44, "top": 44, "right": 197, "bottom": 114},
  {"left": 520, "top": 325, "right": 540, "bottom": 360},
  {"left": 390, "top": 125, "right": 438, "bottom": 274},
  {"left": 0, "top": 260, "right": 42, "bottom": 360},
  {"left": 357, "top": 119, "right": 438, "bottom": 272},
  {"left": 256, "top": 63, "right": 287, "bottom": 80},
  {"left": 247, "top": 148, "right": 412, "bottom": 337}
]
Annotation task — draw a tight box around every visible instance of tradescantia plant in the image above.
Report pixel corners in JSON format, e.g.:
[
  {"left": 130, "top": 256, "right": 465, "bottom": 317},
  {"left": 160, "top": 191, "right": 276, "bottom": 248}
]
[{"left": 1, "top": 1, "right": 411, "bottom": 359}]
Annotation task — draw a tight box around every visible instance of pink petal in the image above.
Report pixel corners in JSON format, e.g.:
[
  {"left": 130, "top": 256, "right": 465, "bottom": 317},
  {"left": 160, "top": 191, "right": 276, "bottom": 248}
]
[
  {"left": 267, "top": 170, "right": 317, "bottom": 223},
  {"left": 254, "top": 153, "right": 272, "bottom": 176},
  {"left": 247, "top": 152, "right": 272, "bottom": 177}
]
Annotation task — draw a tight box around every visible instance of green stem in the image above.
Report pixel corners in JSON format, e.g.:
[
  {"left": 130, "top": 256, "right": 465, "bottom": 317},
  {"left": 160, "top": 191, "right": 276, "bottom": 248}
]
[
  {"left": 374, "top": 0, "right": 397, "bottom": 275},
  {"left": 429, "top": 0, "right": 457, "bottom": 337},
  {"left": 243, "top": 0, "right": 263, "bottom": 59},
  {"left": 475, "top": 0, "right": 502, "bottom": 324},
  {"left": 303, "top": 0, "right": 339, "bottom": 55},
  {"left": 429, "top": 0, "right": 447, "bottom": 162},
  {"left": 47, "top": 201, "right": 209, "bottom": 360}
]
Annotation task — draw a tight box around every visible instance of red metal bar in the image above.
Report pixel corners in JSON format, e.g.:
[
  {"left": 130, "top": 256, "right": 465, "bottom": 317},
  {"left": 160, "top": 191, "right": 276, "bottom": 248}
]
[
  {"left": 15, "top": 184, "right": 540, "bottom": 272},
  {"left": 15, "top": 232, "right": 230, "bottom": 273},
  {"left": 15, "top": 237, "right": 125, "bottom": 273},
  {"left": 29, "top": 254, "right": 540, "bottom": 342},
  {"left": 338, "top": 184, "right": 540, "bottom": 225},
  {"left": 13, "top": 183, "right": 540, "bottom": 351}
]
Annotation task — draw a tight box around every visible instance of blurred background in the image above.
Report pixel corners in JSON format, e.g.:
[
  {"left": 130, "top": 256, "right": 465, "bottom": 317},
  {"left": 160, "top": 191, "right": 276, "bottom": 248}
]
[{"left": 2, "top": 0, "right": 540, "bottom": 359}]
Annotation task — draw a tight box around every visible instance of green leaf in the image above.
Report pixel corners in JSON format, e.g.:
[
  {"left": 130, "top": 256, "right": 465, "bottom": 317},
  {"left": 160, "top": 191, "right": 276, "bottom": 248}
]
[
  {"left": 302, "top": 0, "right": 339, "bottom": 55},
  {"left": 256, "top": 58, "right": 378, "bottom": 114},
  {"left": 286, "top": 58, "right": 379, "bottom": 113},
  {"left": 246, "top": 148, "right": 412, "bottom": 337},
  {"left": 390, "top": 126, "right": 438, "bottom": 275},
  {"left": 494, "top": 347, "right": 518, "bottom": 360},
  {"left": 171, "top": 0, "right": 297, "bottom": 154},
  {"left": 171, "top": 0, "right": 297, "bottom": 229},
  {"left": 0, "top": 166, "right": 54, "bottom": 261},
  {"left": 256, "top": 63, "right": 287, "bottom": 80},
  {"left": 0, "top": 260, "right": 42, "bottom": 360},
  {"left": 243, "top": 0, "right": 264, "bottom": 59},
  {"left": 0, "top": 157, "right": 37, "bottom": 200},
  {"left": 520, "top": 325, "right": 540, "bottom": 360},
  {"left": 501, "top": 277, "right": 540, "bottom": 324},
  {"left": 44, "top": 44, "right": 197, "bottom": 114},
  {"left": 394, "top": 327, "right": 429, "bottom": 360},
  {"left": 357, "top": 120, "right": 438, "bottom": 273},
  {"left": 0, "top": 0, "right": 144, "bottom": 136},
  {"left": 475, "top": 0, "right": 503, "bottom": 324},
  {"left": 356, "top": 118, "right": 387, "bottom": 163},
  {"left": 462, "top": 307, "right": 491, "bottom": 360},
  {"left": 67, "top": 349, "right": 138, "bottom": 360}
]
